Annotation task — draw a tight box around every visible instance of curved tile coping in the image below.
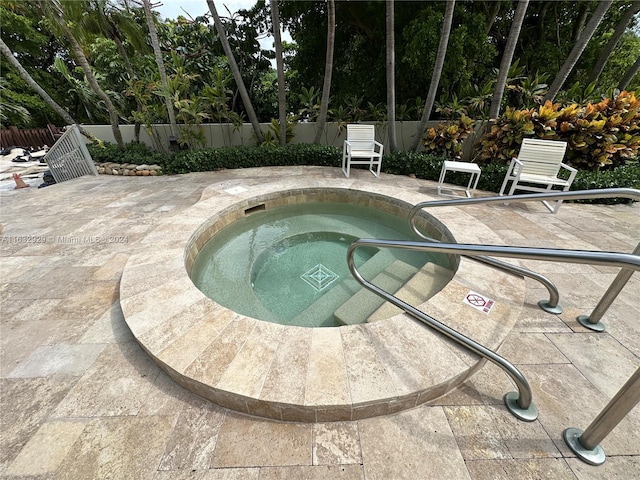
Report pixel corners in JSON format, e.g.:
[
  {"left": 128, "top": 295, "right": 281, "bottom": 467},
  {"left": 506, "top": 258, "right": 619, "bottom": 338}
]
[{"left": 121, "top": 179, "right": 525, "bottom": 422}]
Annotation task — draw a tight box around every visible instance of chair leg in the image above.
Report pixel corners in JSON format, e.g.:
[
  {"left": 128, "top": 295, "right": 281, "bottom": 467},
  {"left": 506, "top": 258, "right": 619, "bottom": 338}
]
[
  {"left": 551, "top": 185, "right": 571, "bottom": 213},
  {"left": 502, "top": 180, "right": 519, "bottom": 206},
  {"left": 499, "top": 174, "right": 511, "bottom": 196},
  {"left": 342, "top": 154, "right": 350, "bottom": 177}
]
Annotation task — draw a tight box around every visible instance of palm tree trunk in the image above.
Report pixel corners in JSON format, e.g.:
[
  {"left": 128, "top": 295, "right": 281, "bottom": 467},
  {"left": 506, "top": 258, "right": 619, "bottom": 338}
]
[
  {"left": 489, "top": 0, "right": 529, "bottom": 119},
  {"left": 142, "top": 0, "right": 178, "bottom": 139},
  {"left": 314, "top": 0, "right": 335, "bottom": 145},
  {"left": 544, "top": 0, "right": 612, "bottom": 102},
  {"left": 618, "top": 56, "right": 640, "bottom": 91},
  {"left": 386, "top": 0, "right": 397, "bottom": 152},
  {"left": 58, "top": 19, "right": 125, "bottom": 149},
  {"left": 0, "top": 37, "right": 77, "bottom": 127},
  {"left": 270, "top": 0, "right": 287, "bottom": 146},
  {"left": 410, "top": 0, "right": 455, "bottom": 152},
  {"left": 572, "top": 3, "right": 590, "bottom": 42},
  {"left": 207, "top": 0, "right": 264, "bottom": 144},
  {"left": 589, "top": 1, "right": 640, "bottom": 84},
  {"left": 484, "top": 0, "right": 501, "bottom": 37}
]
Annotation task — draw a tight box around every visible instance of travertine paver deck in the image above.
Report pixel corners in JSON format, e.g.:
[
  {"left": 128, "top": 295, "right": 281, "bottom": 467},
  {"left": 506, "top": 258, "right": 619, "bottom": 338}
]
[
  {"left": 119, "top": 183, "right": 524, "bottom": 421},
  {"left": 1, "top": 166, "right": 639, "bottom": 479}
]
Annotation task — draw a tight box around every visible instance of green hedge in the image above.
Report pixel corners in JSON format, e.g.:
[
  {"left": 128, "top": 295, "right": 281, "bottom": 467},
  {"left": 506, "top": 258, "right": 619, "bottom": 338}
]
[
  {"left": 161, "top": 144, "right": 341, "bottom": 174},
  {"left": 90, "top": 142, "right": 638, "bottom": 204},
  {"left": 88, "top": 141, "right": 165, "bottom": 166}
]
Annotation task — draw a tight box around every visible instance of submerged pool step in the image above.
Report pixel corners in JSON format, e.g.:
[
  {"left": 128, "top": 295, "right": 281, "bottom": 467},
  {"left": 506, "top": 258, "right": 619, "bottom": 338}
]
[
  {"left": 291, "top": 249, "right": 397, "bottom": 327},
  {"left": 367, "top": 263, "right": 454, "bottom": 322},
  {"left": 334, "top": 260, "right": 419, "bottom": 326}
]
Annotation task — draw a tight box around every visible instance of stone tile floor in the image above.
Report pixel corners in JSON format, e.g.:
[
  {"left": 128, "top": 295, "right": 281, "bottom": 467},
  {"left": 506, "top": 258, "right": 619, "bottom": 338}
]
[{"left": 1, "top": 166, "right": 639, "bottom": 479}]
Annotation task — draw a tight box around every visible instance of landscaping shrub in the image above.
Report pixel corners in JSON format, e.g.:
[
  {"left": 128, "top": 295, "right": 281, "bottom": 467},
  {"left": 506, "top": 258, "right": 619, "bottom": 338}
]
[
  {"left": 160, "top": 144, "right": 341, "bottom": 174},
  {"left": 571, "top": 162, "right": 640, "bottom": 204},
  {"left": 477, "top": 91, "right": 640, "bottom": 170},
  {"left": 88, "top": 141, "right": 165, "bottom": 166},
  {"left": 422, "top": 115, "right": 475, "bottom": 160}
]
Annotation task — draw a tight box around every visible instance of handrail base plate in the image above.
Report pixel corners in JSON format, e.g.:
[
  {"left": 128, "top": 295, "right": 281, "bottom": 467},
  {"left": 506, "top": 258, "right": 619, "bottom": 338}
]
[
  {"left": 563, "top": 427, "right": 606, "bottom": 466},
  {"left": 538, "top": 300, "right": 563, "bottom": 314},
  {"left": 504, "top": 391, "right": 538, "bottom": 422},
  {"left": 577, "top": 315, "right": 606, "bottom": 332}
]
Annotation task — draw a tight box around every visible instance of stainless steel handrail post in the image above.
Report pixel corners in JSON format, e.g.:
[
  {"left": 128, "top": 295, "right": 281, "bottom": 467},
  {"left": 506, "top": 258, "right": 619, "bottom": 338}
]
[
  {"left": 347, "top": 239, "right": 640, "bottom": 423},
  {"left": 576, "top": 242, "right": 640, "bottom": 332},
  {"left": 347, "top": 240, "right": 538, "bottom": 422},
  {"left": 408, "top": 188, "right": 640, "bottom": 324},
  {"left": 564, "top": 366, "right": 640, "bottom": 466}
]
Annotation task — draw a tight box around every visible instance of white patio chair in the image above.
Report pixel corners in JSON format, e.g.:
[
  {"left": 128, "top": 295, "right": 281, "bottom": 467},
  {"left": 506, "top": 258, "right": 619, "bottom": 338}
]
[
  {"left": 499, "top": 138, "right": 577, "bottom": 213},
  {"left": 342, "top": 124, "right": 384, "bottom": 178}
]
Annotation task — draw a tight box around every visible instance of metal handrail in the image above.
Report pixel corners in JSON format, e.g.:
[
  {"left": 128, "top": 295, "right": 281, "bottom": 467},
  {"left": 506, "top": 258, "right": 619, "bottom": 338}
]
[
  {"left": 408, "top": 188, "right": 640, "bottom": 329},
  {"left": 347, "top": 239, "right": 640, "bottom": 422}
]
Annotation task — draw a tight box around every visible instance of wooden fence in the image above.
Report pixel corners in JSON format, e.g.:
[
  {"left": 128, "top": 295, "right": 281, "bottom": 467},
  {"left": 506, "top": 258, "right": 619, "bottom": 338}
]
[{"left": 0, "top": 125, "right": 63, "bottom": 149}]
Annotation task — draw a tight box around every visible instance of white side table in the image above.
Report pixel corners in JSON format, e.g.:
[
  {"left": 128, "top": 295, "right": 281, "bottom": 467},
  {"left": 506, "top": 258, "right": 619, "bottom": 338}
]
[{"left": 437, "top": 161, "right": 482, "bottom": 198}]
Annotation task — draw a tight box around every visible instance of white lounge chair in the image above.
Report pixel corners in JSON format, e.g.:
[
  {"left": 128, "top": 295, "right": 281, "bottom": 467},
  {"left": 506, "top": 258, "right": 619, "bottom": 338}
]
[
  {"left": 499, "top": 138, "right": 577, "bottom": 213},
  {"left": 342, "top": 124, "right": 384, "bottom": 178}
]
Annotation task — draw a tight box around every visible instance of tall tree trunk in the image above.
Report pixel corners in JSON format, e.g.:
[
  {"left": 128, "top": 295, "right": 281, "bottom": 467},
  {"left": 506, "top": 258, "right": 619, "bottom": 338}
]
[
  {"left": 142, "top": 0, "right": 177, "bottom": 138},
  {"left": 572, "top": 3, "right": 590, "bottom": 42},
  {"left": 485, "top": 0, "right": 501, "bottom": 37},
  {"left": 270, "top": 0, "right": 287, "bottom": 146},
  {"left": 207, "top": 0, "right": 264, "bottom": 144},
  {"left": 386, "top": 0, "right": 397, "bottom": 152},
  {"left": 618, "top": 55, "right": 640, "bottom": 91},
  {"left": 314, "top": 0, "right": 335, "bottom": 145},
  {"left": 58, "top": 19, "right": 124, "bottom": 149},
  {"left": 109, "top": 28, "right": 145, "bottom": 143},
  {"left": 410, "top": 0, "right": 455, "bottom": 152},
  {"left": 589, "top": 1, "right": 640, "bottom": 84},
  {"left": 489, "top": 0, "right": 529, "bottom": 119},
  {"left": 0, "top": 37, "right": 77, "bottom": 127},
  {"left": 537, "top": 2, "right": 550, "bottom": 42},
  {"left": 544, "top": 0, "right": 613, "bottom": 102}
]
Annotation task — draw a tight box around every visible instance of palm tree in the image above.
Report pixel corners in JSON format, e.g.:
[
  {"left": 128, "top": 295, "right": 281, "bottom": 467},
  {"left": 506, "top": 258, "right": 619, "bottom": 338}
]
[
  {"left": 0, "top": 37, "right": 78, "bottom": 127},
  {"left": 619, "top": 56, "right": 640, "bottom": 91},
  {"left": 386, "top": 0, "right": 397, "bottom": 152},
  {"left": 589, "top": 1, "right": 640, "bottom": 84},
  {"left": 543, "top": 0, "right": 613, "bottom": 102},
  {"left": 41, "top": 0, "right": 125, "bottom": 148},
  {"left": 141, "top": 0, "right": 178, "bottom": 140},
  {"left": 207, "top": 0, "right": 264, "bottom": 144},
  {"left": 270, "top": 0, "right": 287, "bottom": 146},
  {"left": 314, "top": 0, "right": 335, "bottom": 145},
  {"left": 489, "top": 0, "right": 529, "bottom": 119},
  {"left": 85, "top": 0, "right": 149, "bottom": 141},
  {"left": 410, "top": 0, "right": 455, "bottom": 152}
]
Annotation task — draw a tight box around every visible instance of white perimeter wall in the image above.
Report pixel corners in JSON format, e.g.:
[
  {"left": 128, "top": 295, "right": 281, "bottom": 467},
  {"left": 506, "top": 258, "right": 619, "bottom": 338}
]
[{"left": 81, "top": 121, "right": 483, "bottom": 161}]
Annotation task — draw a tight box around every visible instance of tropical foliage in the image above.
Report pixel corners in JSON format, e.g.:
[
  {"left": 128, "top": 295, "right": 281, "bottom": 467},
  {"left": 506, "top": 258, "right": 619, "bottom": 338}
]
[
  {"left": 423, "top": 114, "right": 475, "bottom": 160},
  {"left": 477, "top": 91, "right": 640, "bottom": 169},
  {"left": 2, "top": 0, "right": 640, "bottom": 159}
]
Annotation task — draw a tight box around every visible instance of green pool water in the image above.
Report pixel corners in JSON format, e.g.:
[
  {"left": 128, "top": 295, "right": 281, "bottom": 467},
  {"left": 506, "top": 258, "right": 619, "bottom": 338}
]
[{"left": 190, "top": 202, "right": 448, "bottom": 327}]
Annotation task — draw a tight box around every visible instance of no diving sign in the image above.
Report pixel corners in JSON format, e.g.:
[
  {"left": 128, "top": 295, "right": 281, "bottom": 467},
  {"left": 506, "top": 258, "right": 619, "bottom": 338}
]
[{"left": 463, "top": 291, "right": 495, "bottom": 314}]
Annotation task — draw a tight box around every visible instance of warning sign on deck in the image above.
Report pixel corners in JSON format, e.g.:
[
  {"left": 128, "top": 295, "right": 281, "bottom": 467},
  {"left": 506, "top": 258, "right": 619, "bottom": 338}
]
[{"left": 463, "top": 290, "right": 495, "bottom": 314}]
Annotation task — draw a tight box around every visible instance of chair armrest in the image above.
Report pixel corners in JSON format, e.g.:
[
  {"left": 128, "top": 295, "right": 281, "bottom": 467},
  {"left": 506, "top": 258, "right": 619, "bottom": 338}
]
[
  {"left": 559, "top": 162, "right": 577, "bottom": 174},
  {"left": 559, "top": 162, "right": 578, "bottom": 184},
  {"left": 507, "top": 157, "right": 523, "bottom": 177},
  {"left": 374, "top": 141, "right": 384, "bottom": 154},
  {"left": 344, "top": 140, "right": 353, "bottom": 153}
]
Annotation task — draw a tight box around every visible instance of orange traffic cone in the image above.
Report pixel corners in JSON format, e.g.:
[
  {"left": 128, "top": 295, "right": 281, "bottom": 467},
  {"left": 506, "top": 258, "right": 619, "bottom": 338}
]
[{"left": 13, "top": 173, "right": 29, "bottom": 189}]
